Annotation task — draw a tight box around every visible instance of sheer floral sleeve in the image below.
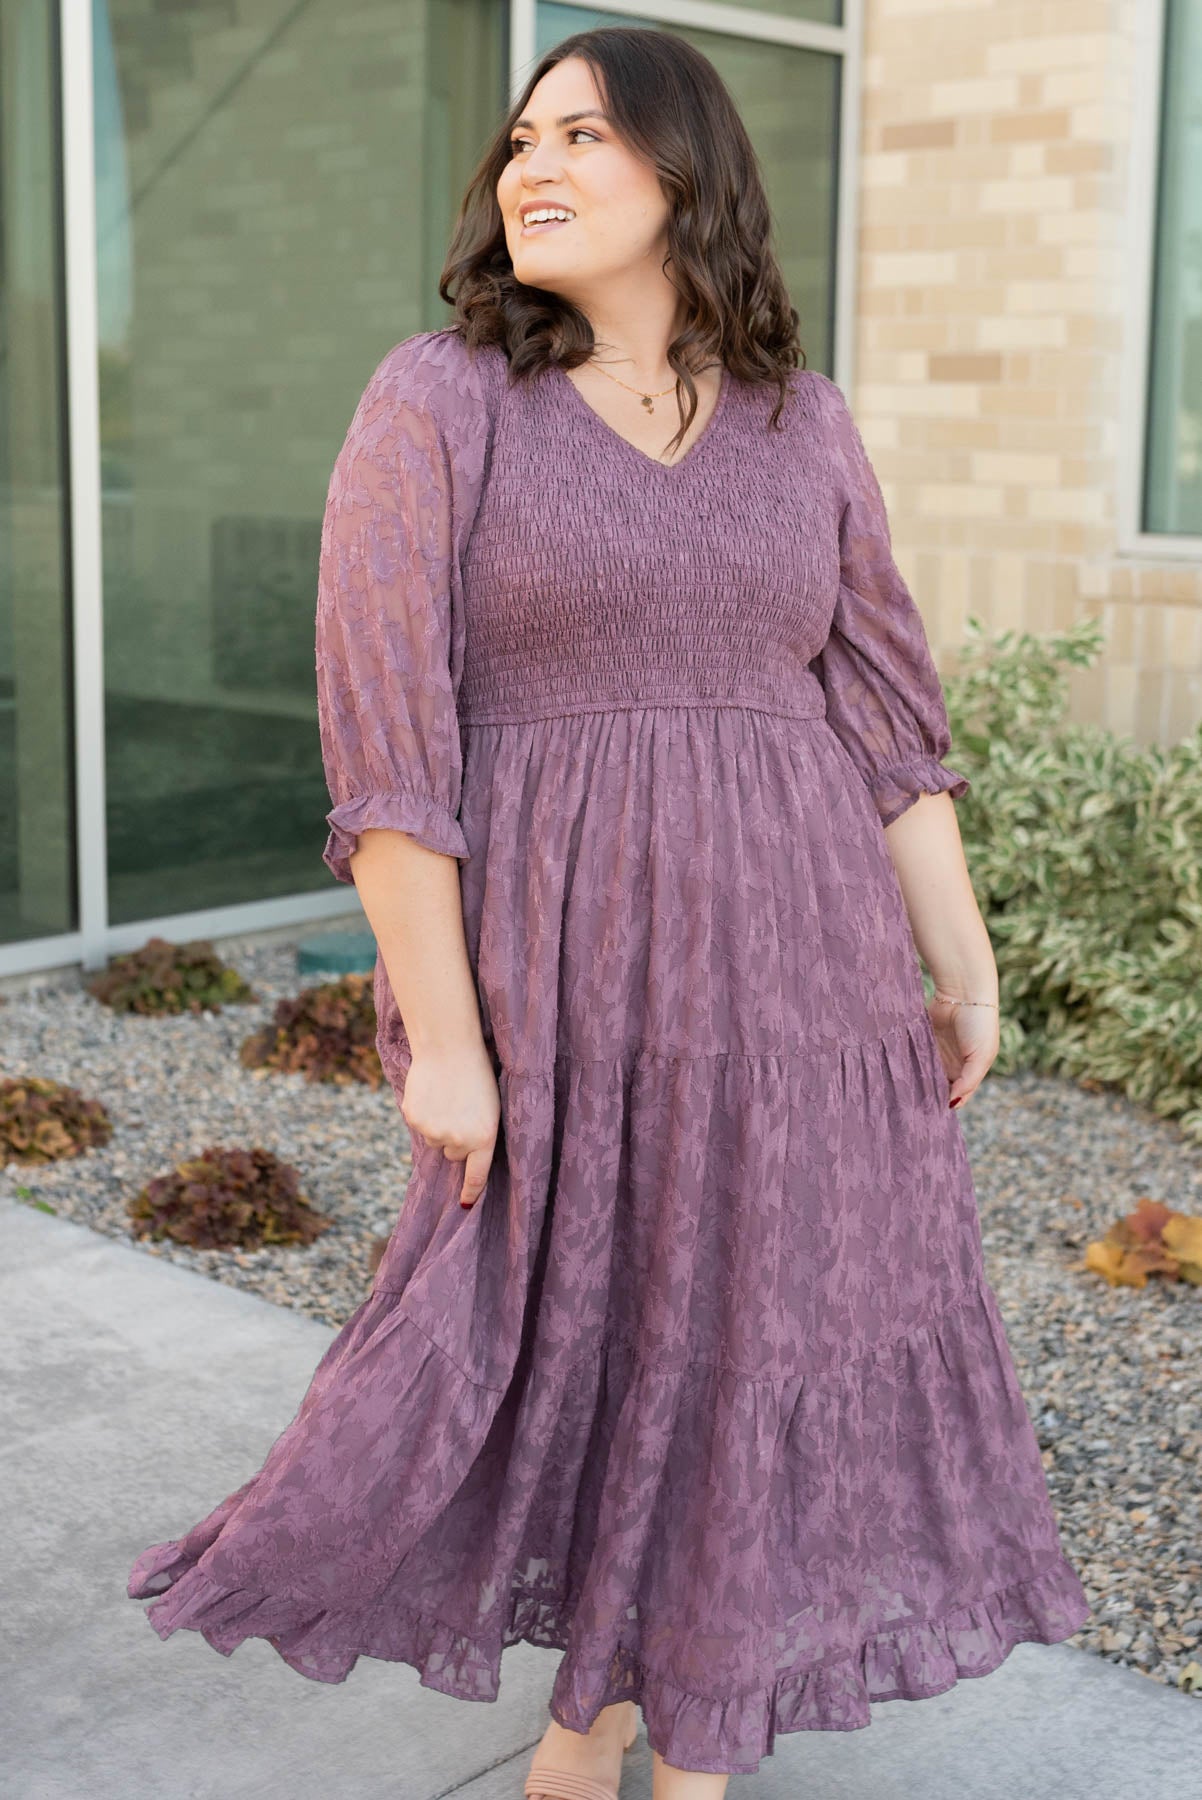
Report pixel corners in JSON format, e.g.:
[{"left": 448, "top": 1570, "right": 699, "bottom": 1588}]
[
  {"left": 806, "top": 371, "right": 970, "bottom": 828},
  {"left": 315, "top": 328, "right": 491, "bottom": 883}
]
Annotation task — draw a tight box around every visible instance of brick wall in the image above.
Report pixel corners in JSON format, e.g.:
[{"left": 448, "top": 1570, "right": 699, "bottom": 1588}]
[{"left": 856, "top": 0, "right": 1200, "bottom": 742}]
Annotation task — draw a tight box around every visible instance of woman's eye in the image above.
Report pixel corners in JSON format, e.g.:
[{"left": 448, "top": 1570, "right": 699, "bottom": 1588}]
[{"left": 509, "top": 128, "right": 597, "bottom": 156}]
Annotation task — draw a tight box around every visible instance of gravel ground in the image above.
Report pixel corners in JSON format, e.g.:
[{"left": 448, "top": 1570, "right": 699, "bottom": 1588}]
[{"left": 3, "top": 930, "right": 1200, "bottom": 1703}]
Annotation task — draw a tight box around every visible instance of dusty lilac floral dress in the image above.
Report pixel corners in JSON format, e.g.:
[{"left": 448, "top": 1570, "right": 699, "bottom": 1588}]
[{"left": 128, "top": 325, "right": 1090, "bottom": 1776}]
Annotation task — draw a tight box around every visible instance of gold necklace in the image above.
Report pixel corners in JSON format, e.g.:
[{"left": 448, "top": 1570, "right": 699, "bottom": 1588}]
[{"left": 584, "top": 358, "right": 680, "bottom": 414}]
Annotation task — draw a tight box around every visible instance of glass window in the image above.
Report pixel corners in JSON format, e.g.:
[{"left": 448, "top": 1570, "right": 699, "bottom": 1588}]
[
  {"left": 1145, "top": 0, "right": 1202, "bottom": 536},
  {"left": 96, "top": 0, "right": 506, "bottom": 925},
  {"left": 0, "top": 0, "right": 75, "bottom": 948}
]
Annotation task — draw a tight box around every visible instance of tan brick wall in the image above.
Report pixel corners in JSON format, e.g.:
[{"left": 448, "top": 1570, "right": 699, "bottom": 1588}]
[{"left": 856, "top": 0, "right": 1200, "bottom": 743}]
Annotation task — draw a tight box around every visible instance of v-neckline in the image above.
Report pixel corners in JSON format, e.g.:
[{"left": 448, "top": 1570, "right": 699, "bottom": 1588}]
[{"left": 555, "top": 361, "right": 731, "bottom": 472}]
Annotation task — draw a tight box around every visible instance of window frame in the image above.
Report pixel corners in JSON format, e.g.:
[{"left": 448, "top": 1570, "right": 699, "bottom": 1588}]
[{"left": 1120, "top": 0, "right": 1200, "bottom": 559}]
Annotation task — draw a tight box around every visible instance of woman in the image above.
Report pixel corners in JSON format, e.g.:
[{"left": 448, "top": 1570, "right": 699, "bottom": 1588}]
[{"left": 128, "top": 27, "right": 1090, "bottom": 1800}]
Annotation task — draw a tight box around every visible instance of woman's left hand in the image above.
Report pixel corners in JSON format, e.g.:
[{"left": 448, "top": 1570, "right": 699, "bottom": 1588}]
[{"left": 926, "top": 992, "right": 999, "bottom": 1109}]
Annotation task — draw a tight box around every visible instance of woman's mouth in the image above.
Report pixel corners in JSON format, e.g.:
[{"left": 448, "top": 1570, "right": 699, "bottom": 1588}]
[{"left": 520, "top": 211, "right": 576, "bottom": 236}]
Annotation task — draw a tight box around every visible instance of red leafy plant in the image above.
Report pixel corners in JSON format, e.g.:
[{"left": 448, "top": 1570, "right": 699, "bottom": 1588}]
[
  {"left": 126, "top": 1144, "right": 332, "bottom": 1251},
  {"left": 0, "top": 1076, "right": 113, "bottom": 1164},
  {"left": 239, "top": 973, "right": 384, "bottom": 1087},
  {"left": 86, "top": 935, "right": 256, "bottom": 1015}
]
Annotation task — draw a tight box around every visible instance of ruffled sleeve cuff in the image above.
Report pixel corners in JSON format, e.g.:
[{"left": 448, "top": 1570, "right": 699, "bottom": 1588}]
[
  {"left": 322, "top": 790, "right": 470, "bottom": 884},
  {"left": 868, "top": 757, "right": 971, "bottom": 829}
]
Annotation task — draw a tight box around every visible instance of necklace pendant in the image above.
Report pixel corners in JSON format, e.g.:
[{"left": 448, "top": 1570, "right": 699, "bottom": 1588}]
[{"left": 641, "top": 394, "right": 654, "bottom": 412}]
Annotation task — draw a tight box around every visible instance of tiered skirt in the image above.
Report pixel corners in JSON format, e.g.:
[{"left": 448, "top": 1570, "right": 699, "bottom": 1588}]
[{"left": 130, "top": 706, "right": 1089, "bottom": 1774}]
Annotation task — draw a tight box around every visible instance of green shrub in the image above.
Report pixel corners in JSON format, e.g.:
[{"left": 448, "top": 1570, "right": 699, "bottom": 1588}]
[
  {"left": 942, "top": 615, "right": 1202, "bottom": 1144},
  {"left": 0, "top": 1076, "right": 113, "bottom": 1164},
  {"left": 239, "top": 972, "right": 384, "bottom": 1087},
  {"left": 126, "top": 1144, "right": 331, "bottom": 1251},
  {"left": 86, "top": 935, "right": 256, "bottom": 1014}
]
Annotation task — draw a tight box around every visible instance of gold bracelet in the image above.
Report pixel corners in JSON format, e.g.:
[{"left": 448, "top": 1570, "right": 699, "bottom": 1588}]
[{"left": 932, "top": 992, "right": 999, "bottom": 1008}]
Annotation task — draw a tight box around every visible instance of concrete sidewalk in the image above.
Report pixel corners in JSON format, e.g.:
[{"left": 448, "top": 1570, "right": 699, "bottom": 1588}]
[{"left": 2, "top": 1197, "right": 1196, "bottom": 1800}]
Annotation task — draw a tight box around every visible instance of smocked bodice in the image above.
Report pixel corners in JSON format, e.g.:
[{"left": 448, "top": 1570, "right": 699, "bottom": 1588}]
[
  {"left": 457, "top": 362, "right": 838, "bottom": 726},
  {"left": 316, "top": 327, "right": 970, "bottom": 887}
]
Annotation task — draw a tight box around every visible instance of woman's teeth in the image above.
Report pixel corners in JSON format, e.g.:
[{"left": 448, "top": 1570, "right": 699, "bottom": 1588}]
[{"left": 522, "top": 209, "right": 575, "bottom": 232}]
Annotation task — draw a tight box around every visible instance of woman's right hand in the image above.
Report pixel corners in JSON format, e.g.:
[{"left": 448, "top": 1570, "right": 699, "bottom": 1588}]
[{"left": 400, "top": 1036, "right": 502, "bottom": 1209}]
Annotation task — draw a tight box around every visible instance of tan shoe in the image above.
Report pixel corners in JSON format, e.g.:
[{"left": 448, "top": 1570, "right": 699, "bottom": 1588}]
[{"left": 523, "top": 1706, "right": 638, "bottom": 1799}]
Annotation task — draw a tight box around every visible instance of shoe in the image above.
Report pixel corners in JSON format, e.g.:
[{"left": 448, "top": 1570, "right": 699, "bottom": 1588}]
[{"left": 522, "top": 1708, "right": 639, "bottom": 1799}]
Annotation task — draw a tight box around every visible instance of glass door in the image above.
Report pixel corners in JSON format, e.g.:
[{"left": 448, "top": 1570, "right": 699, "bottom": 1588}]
[
  {"left": 95, "top": 0, "right": 507, "bottom": 926},
  {"left": 0, "top": 0, "right": 76, "bottom": 950}
]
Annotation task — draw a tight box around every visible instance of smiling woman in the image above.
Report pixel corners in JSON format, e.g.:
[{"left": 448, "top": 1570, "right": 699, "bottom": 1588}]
[
  {"left": 127, "top": 25, "right": 1088, "bottom": 1800},
  {"left": 453, "top": 47, "right": 752, "bottom": 464},
  {"left": 488, "top": 56, "right": 731, "bottom": 466}
]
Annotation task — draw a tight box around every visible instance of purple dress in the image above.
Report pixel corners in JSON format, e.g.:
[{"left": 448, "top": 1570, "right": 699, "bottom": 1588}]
[{"left": 128, "top": 326, "right": 1090, "bottom": 1776}]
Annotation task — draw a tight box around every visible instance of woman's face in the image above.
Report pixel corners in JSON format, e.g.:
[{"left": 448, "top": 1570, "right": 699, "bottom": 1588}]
[{"left": 496, "top": 56, "right": 672, "bottom": 305}]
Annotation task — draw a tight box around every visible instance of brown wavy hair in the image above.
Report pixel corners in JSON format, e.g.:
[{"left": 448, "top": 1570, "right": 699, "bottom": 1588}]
[{"left": 438, "top": 25, "right": 806, "bottom": 455}]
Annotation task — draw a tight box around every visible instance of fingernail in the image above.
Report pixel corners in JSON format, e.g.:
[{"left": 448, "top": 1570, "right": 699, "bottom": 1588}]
[{"left": 949, "top": 1096, "right": 963, "bottom": 1109}]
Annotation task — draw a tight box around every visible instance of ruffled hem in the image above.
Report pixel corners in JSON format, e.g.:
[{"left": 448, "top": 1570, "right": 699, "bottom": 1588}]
[
  {"left": 565, "top": 1554, "right": 1091, "bottom": 1772},
  {"left": 323, "top": 787, "right": 469, "bottom": 883},
  {"left": 128, "top": 1549, "right": 1089, "bottom": 1774},
  {"left": 869, "top": 755, "right": 971, "bottom": 828}
]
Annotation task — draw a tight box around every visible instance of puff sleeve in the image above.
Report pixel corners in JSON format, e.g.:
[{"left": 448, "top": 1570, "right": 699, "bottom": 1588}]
[
  {"left": 315, "top": 332, "right": 481, "bottom": 883},
  {"left": 806, "top": 371, "right": 971, "bottom": 828}
]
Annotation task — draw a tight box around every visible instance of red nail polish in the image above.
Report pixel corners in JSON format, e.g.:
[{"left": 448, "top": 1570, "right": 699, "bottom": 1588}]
[{"left": 949, "top": 1096, "right": 963, "bottom": 1109}]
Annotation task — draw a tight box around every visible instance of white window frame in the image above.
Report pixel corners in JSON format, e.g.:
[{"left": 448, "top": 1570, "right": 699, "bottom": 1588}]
[
  {"left": 1119, "top": 0, "right": 1199, "bottom": 559},
  {"left": 9, "top": 0, "right": 377, "bottom": 984}
]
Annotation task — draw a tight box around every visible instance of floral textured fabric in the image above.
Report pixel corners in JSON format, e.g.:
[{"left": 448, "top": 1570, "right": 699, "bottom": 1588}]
[{"left": 128, "top": 327, "right": 1090, "bottom": 1776}]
